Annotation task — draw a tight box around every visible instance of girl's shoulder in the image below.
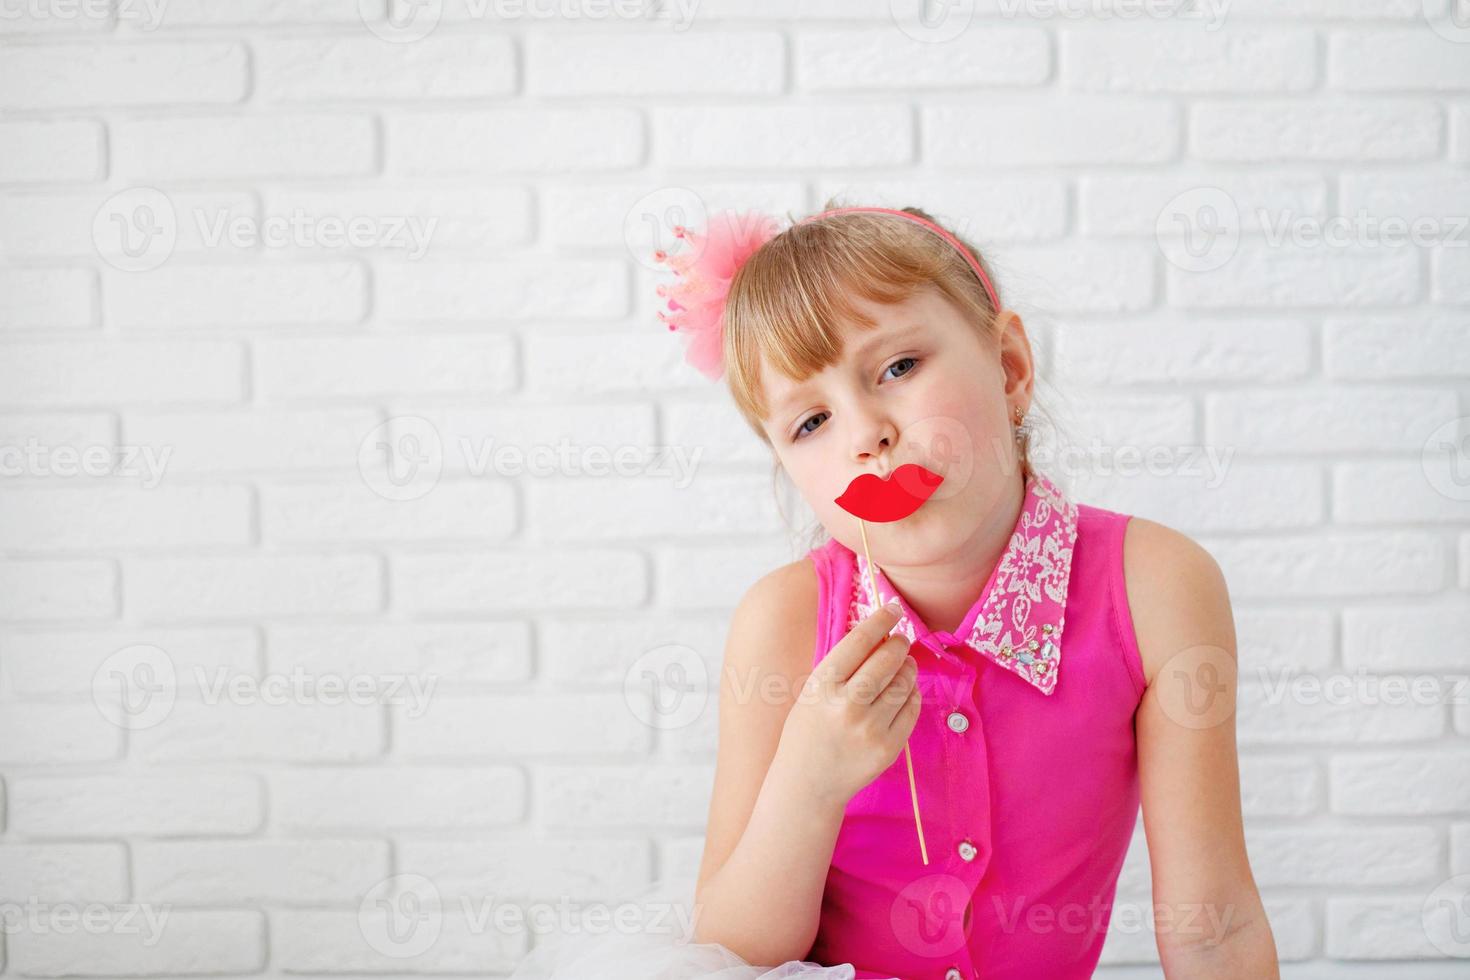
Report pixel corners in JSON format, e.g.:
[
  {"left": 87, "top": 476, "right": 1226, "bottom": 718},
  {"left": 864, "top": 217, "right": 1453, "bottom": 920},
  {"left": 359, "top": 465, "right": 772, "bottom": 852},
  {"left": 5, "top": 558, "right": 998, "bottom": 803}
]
[
  {"left": 725, "top": 555, "right": 821, "bottom": 681},
  {"left": 1118, "top": 514, "right": 1235, "bottom": 689}
]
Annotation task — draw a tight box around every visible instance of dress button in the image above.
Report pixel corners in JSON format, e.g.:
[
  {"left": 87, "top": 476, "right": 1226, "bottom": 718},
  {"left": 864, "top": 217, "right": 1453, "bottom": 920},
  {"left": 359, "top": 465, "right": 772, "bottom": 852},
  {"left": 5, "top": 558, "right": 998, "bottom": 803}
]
[
  {"left": 957, "top": 839, "right": 978, "bottom": 862},
  {"left": 946, "top": 710, "right": 969, "bottom": 733},
  {"left": 944, "top": 968, "right": 964, "bottom": 980}
]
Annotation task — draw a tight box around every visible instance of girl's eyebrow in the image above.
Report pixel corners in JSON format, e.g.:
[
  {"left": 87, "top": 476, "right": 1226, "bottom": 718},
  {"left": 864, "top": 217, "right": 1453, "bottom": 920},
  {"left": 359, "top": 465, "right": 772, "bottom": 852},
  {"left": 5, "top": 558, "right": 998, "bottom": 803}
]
[
  {"left": 852, "top": 322, "right": 924, "bottom": 359},
  {"left": 769, "top": 383, "right": 812, "bottom": 418},
  {"left": 768, "top": 323, "right": 924, "bottom": 415}
]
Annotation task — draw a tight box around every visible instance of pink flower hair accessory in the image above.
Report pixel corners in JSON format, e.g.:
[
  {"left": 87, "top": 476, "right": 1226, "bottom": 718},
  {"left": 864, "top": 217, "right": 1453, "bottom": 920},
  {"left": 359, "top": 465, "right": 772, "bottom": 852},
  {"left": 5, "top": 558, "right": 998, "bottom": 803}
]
[{"left": 653, "top": 209, "right": 781, "bottom": 381}]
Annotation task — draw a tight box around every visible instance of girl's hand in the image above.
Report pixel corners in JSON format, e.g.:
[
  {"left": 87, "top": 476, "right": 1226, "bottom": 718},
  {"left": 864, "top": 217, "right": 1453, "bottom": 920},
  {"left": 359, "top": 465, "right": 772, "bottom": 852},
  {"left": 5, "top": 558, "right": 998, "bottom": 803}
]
[{"left": 775, "top": 600, "right": 922, "bottom": 809}]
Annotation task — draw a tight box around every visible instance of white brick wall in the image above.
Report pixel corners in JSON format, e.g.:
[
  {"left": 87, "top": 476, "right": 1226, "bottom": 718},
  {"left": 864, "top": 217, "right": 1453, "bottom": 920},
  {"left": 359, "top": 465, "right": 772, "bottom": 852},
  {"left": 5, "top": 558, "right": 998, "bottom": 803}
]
[{"left": 0, "top": 1, "right": 1465, "bottom": 976}]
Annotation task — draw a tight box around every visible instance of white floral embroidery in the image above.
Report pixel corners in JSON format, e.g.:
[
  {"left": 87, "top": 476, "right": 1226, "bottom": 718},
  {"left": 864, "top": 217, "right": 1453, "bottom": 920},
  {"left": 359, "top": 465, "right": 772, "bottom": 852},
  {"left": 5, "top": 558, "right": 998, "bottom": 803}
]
[{"left": 848, "top": 471, "right": 1079, "bottom": 696}]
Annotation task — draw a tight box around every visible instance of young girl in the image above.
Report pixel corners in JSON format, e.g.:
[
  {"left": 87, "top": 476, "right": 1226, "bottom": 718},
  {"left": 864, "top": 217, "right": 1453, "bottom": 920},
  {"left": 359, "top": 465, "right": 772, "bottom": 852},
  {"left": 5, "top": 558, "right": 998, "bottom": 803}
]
[{"left": 508, "top": 204, "right": 1279, "bottom": 979}]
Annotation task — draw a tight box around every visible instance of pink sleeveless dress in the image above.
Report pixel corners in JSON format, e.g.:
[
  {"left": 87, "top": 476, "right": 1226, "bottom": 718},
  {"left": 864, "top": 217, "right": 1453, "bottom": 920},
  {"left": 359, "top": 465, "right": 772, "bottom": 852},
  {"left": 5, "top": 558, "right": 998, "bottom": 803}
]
[
  {"left": 505, "top": 471, "right": 1145, "bottom": 980},
  {"left": 804, "top": 471, "right": 1147, "bottom": 980}
]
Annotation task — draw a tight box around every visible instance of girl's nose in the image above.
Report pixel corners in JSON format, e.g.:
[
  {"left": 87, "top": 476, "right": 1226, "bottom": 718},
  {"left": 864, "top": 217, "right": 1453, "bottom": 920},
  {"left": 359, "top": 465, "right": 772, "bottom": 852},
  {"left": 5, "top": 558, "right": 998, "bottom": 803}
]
[{"left": 851, "top": 411, "right": 900, "bottom": 468}]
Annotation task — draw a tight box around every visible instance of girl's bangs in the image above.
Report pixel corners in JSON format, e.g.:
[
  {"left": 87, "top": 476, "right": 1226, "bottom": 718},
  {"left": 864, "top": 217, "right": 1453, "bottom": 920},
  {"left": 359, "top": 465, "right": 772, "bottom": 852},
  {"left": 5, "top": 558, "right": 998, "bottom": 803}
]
[{"left": 723, "top": 215, "right": 955, "bottom": 428}]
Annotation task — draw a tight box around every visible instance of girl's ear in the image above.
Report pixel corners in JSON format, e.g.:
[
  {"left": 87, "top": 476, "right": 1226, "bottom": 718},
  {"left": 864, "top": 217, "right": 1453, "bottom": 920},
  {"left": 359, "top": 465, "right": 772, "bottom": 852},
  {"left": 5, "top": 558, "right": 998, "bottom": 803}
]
[{"left": 995, "top": 310, "right": 1035, "bottom": 403}]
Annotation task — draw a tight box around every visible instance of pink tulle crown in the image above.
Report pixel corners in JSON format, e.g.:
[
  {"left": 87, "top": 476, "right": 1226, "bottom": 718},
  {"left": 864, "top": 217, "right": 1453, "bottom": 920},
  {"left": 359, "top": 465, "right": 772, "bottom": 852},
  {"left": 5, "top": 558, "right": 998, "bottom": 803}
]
[{"left": 653, "top": 209, "right": 781, "bottom": 381}]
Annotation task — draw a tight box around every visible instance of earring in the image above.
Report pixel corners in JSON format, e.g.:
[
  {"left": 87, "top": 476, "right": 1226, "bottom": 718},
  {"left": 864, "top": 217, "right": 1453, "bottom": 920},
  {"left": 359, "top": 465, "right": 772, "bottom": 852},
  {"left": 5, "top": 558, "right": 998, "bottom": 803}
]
[{"left": 1012, "top": 405, "right": 1026, "bottom": 443}]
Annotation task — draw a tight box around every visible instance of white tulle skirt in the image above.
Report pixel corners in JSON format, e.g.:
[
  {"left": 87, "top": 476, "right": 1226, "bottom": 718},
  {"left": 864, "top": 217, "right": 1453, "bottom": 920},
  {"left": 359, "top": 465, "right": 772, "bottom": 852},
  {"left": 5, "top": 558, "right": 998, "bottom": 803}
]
[{"left": 502, "top": 876, "right": 872, "bottom": 980}]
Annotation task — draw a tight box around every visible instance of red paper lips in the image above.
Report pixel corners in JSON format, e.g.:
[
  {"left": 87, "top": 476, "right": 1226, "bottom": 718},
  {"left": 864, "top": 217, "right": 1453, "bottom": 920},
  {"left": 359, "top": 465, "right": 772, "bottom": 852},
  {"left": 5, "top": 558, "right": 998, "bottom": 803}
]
[{"left": 834, "top": 462, "right": 944, "bottom": 523}]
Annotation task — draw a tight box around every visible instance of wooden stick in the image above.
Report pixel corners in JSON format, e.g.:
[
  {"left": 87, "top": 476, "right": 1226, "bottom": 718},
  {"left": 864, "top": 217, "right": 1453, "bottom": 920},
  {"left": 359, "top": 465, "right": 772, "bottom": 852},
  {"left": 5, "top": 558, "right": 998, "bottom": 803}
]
[{"left": 858, "top": 518, "right": 929, "bottom": 867}]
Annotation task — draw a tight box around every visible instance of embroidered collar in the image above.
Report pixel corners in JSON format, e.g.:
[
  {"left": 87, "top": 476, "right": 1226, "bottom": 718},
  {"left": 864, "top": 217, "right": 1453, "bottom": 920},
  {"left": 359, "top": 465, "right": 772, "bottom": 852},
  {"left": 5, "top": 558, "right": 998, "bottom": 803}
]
[{"left": 847, "top": 470, "right": 1079, "bottom": 696}]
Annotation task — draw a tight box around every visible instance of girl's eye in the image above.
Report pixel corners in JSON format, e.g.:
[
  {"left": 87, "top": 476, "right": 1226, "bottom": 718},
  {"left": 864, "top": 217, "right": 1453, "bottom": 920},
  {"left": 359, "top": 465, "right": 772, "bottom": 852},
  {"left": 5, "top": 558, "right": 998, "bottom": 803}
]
[
  {"left": 793, "top": 412, "right": 828, "bottom": 440},
  {"left": 883, "top": 356, "right": 917, "bottom": 381},
  {"left": 790, "top": 357, "right": 919, "bottom": 442}
]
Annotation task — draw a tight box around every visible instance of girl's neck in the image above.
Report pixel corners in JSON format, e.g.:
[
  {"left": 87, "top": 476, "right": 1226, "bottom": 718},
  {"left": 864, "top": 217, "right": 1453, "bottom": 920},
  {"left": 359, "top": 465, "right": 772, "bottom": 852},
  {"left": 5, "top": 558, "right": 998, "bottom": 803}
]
[{"left": 876, "top": 472, "right": 1026, "bottom": 637}]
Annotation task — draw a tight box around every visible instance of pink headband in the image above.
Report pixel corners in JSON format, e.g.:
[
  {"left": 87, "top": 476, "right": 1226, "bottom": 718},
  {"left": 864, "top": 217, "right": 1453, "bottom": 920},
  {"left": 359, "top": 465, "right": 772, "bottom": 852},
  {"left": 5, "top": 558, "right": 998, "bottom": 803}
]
[{"left": 654, "top": 205, "right": 1001, "bottom": 381}]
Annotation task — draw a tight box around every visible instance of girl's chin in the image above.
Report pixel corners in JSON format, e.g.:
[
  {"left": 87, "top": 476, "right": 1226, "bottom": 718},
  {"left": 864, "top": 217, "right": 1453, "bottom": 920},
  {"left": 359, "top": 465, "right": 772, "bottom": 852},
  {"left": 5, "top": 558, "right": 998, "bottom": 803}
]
[{"left": 852, "top": 501, "right": 962, "bottom": 551}]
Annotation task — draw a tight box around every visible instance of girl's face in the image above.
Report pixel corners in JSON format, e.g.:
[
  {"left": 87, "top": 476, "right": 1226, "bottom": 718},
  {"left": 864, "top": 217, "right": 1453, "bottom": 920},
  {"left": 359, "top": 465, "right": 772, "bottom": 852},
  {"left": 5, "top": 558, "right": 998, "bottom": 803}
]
[{"left": 756, "top": 285, "right": 1033, "bottom": 567}]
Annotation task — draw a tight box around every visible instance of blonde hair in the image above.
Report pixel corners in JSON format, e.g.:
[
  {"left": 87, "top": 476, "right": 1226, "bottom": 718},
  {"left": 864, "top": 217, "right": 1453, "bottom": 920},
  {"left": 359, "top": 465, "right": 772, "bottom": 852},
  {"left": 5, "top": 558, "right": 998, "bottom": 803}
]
[
  {"left": 718, "top": 200, "right": 1043, "bottom": 550},
  {"left": 722, "top": 198, "right": 1034, "bottom": 456}
]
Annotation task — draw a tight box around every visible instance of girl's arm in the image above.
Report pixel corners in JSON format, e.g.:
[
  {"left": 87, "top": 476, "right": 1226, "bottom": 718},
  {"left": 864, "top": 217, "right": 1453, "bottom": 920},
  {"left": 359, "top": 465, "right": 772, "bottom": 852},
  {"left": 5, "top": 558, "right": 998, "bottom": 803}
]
[
  {"left": 690, "top": 559, "right": 845, "bottom": 966},
  {"left": 1125, "top": 517, "right": 1281, "bottom": 979}
]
